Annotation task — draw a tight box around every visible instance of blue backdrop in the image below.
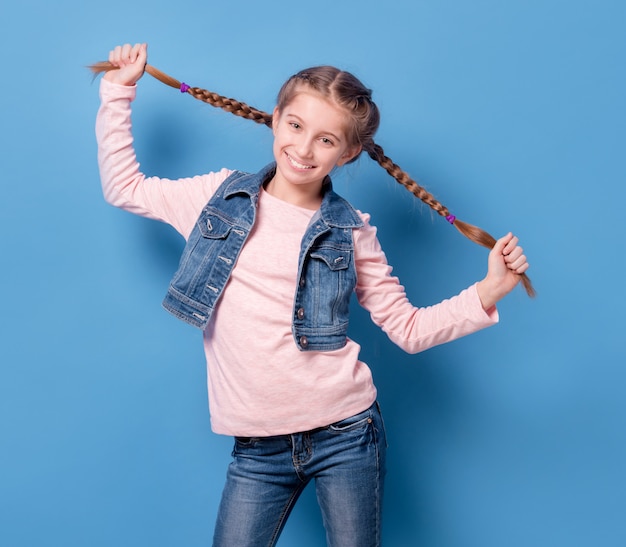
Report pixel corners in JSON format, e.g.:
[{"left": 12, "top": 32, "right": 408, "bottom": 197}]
[{"left": 1, "top": 1, "right": 625, "bottom": 545}]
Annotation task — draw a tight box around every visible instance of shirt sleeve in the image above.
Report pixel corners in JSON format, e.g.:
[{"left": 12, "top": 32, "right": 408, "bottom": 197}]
[
  {"left": 95, "top": 78, "right": 233, "bottom": 239},
  {"left": 353, "top": 212, "right": 498, "bottom": 354}
]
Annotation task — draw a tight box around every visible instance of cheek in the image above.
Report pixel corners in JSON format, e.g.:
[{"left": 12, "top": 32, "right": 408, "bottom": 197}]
[
  {"left": 333, "top": 148, "right": 352, "bottom": 166},
  {"left": 272, "top": 135, "right": 284, "bottom": 161},
  {"left": 272, "top": 125, "right": 287, "bottom": 147}
]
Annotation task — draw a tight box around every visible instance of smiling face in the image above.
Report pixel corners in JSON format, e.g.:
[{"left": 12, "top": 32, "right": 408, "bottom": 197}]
[{"left": 268, "top": 91, "right": 361, "bottom": 208}]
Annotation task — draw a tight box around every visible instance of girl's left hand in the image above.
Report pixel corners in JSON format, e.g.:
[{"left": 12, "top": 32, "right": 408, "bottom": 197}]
[{"left": 477, "top": 232, "right": 529, "bottom": 309}]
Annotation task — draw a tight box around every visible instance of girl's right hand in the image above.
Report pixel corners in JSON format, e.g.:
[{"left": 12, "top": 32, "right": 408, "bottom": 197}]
[{"left": 103, "top": 43, "right": 147, "bottom": 86}]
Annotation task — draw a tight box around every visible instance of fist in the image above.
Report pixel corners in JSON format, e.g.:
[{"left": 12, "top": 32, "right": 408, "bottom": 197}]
[{"left": 103, "top": 43, "right": 148, "bottom": 86}]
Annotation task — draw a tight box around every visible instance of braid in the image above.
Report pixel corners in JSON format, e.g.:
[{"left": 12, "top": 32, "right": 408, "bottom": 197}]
[
  {"left": 90, "top": 61, "right": 534, "bottom": 297},
  {"left": 90, "top": 62, "right": 273, "bottom": 127},
  {"left": 365, "top": 142, "right": 535, "bottom": 297},
  {"left": 366, "top": 143, "right": 450, "bottom": 217},
  {"left": 186, "top": 86, "right": 272, "bottom": 127}
]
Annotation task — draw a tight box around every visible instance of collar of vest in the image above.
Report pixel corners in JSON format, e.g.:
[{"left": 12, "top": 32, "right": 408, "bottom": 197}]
[{"left": 223, "top": 162, "right": 364, "bottom": 229}]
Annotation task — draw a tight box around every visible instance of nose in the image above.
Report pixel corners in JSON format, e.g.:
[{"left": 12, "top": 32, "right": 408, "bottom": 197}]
[{"left": 295, "top": 135, "right": 314, "bottom": 159}]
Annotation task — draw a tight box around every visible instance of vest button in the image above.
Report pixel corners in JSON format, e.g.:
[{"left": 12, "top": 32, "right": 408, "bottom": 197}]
[
  {"left": 297, "top": 307, "right": 305, "bottom": 320},
  {"left": 299, "top": 277, "right": 306, "bottom": 288},
  {"left": 299, "top": 336, "right": 309, "bottom": 348}
]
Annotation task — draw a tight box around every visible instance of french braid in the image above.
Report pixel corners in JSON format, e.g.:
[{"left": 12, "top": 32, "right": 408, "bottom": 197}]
[{"left": 91, "top": 61, "right": 535, "bottom": 297}]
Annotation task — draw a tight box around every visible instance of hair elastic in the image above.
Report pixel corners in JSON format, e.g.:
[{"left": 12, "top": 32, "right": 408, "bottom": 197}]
[
  {"left": 180, "top": 82, "right": 190, "bottom": 93},
  {"left": 445, "top": 214, "right": 456, "bottom": 225}
]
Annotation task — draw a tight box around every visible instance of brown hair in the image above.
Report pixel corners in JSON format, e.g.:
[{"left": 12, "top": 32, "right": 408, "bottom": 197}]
[
  {"left": 275, "top": 66, "right": 379, "bottom": 159},
  {"left": 90, "top": 61, "right": 534, "bottom": 297}
]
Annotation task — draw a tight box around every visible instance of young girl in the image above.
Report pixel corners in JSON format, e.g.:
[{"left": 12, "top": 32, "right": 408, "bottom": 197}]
[{"left": 95, "top": 43, "right": 530, "bottom": 547}]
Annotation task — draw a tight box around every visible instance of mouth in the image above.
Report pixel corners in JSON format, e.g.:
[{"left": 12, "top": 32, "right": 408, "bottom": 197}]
[{"left": 285, "top": 152, "right": 314, "bottom": 170}]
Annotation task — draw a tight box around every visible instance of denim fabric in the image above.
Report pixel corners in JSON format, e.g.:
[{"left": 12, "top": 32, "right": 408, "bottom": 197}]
[
  {"left": 162, "top": 163, "right": 364, "bottom": 351},
  {"left": 212, "top": 402, "right": 387, "bottom": 547}
]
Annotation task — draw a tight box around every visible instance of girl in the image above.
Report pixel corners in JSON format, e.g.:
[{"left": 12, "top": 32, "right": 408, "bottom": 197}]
[{"left": 94, "top": 43, "right": 530, "bottom": 547}]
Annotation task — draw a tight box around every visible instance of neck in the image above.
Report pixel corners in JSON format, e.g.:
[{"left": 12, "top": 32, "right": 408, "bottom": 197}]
[{"left": 264, "top": 176, "right": 323, "bottom": 210}]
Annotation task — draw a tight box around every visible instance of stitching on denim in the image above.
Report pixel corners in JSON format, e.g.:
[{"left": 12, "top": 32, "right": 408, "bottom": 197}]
[
  {"left": 371, "top": 416, "right": 382, "bottom": 546},
  {"left": 268, "top": 484, "right": 306, "bottom": 547}
]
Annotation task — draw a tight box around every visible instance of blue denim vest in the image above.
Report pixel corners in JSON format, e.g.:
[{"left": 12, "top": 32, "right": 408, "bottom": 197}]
[{"left": 162, "top": 163, "right": 364, "bottom": 351}]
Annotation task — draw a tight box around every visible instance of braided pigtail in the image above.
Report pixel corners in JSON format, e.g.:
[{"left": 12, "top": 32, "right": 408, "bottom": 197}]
[
  {"left": 90, "top": 61, "right": 534, "bottom": 297},
  {"left": 90, "top": 62, "right": 273, "bottom": 127},
  {"left": 364, "top": 142, "right": 535, "bottom": 297}
]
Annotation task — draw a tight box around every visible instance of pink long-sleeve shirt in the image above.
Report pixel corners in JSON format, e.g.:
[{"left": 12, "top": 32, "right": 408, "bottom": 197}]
[{"left": 96, "top": 78, "right": 498, "bottom": 436}]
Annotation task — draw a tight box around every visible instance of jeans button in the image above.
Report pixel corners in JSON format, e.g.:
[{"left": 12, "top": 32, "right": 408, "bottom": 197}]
[
  {"left": 297, "top": 307, "right": 305, "bottom": 320},
  {"left": 299, "top": 335, "right": 308, "bottom": 348}
]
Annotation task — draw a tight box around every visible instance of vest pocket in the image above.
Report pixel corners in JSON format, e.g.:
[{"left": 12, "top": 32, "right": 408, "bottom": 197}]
[
  {"left": 309, "top": 248, "right": 351, "bottom": 271},
  {"left": 197, "top": 212, "right": 233, "bottom": 239}
]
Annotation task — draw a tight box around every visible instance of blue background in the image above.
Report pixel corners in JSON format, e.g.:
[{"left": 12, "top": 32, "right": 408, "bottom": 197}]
[{"left": 1, "top": 0, "right": 625, "bottom": 545}]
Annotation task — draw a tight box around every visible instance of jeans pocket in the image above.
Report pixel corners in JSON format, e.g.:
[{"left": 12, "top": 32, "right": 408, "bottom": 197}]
[
  {"left": 374, "top": 401, "right": 389, "bottom": 448},
  {"left": 328, "top": 407, "right": 373, "bottom": 433},
  {"left": 232, "top": 436, "right": 260, "bottom": 456},
  {"left": 234, "top": 436, "right": 260, "bottom": 446}
]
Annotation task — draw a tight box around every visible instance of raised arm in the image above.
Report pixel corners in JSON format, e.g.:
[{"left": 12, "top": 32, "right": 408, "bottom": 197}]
[{"left": 95, "top": 43, "right": 232, "bottom": 238}]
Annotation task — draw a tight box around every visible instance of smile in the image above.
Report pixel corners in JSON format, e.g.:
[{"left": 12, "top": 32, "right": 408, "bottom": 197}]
[{"left": 286, "top": 153, "right": 314, "bottom": 170}]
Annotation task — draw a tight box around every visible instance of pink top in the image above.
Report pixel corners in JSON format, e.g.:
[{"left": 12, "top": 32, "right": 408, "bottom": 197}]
[{"left": 96, "top": 78, "right": 498, "bottom": 436}]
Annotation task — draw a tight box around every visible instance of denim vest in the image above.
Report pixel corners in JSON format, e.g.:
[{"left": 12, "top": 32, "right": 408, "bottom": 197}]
[{"left": 162, "top": 163, "right": 364, "bottom": 351}]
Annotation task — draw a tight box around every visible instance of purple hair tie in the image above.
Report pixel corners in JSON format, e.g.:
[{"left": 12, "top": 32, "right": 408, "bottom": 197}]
[
  {"left": 445, "top": 214, "right": 456, "bottom": 225},
  {"left": 180, "top": 82, "right": 190, "bottom": 93}
]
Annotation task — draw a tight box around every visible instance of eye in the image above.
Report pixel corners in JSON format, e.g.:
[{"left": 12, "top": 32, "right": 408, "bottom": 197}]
[
  {"left": 289, "top": 122, "right": 301, "bottom": 130},
  {"left": 320, "top": 137, "right": 334, "bottom": 146}
]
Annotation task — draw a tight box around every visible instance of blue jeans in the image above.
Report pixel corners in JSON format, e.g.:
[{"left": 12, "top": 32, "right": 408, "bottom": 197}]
[{"left": 212, "top": 402, "right": 387, "bottom": 547}]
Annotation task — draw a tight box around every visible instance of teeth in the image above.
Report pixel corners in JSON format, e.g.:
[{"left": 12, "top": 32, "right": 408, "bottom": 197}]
[{"left": 287, "top": 153, "right": 313, "bottom": 169}]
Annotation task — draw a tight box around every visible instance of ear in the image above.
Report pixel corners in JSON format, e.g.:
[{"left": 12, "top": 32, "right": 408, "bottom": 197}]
[
  {"left": 336, "top": 145, "right": 362, "bottom": 166},
  {"left": 272, "top": 106, "right": 280, "bottom": 135}
]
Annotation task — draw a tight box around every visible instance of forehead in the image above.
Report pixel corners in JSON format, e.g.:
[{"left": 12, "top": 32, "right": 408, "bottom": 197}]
[{"left": 280, "top": 92, "right": 351, "bottom": 134}]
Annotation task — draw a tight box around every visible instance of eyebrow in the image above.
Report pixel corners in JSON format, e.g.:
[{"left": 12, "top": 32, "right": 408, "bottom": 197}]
[{"left": 284, "top": 113, "right": 344, "bottom": 143}]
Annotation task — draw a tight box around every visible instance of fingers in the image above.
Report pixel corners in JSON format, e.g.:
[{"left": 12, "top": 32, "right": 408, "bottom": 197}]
[
  {"left": 103, "top": 43, "right": 147, "bottom": 85},
  {"left": 128, "top": 42, "right": 147, "bottom": 64},
  {"left": 498, "top": 232, "right": 529, "bottom": 274},
  {"left": 107, "top": 43, "right": 146, "bottom": 68},
  {"left": 108, "top": 45, "right": 122, "bottom": 67},
  {"left": 492, "top": 232, "right": 514, "bottom": 256},
  {"left": 504, "top": 252, "right": 529, "bottom": 274},
  {"left": 135, "top": 42, "right": 148, "bottom": 66}
]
